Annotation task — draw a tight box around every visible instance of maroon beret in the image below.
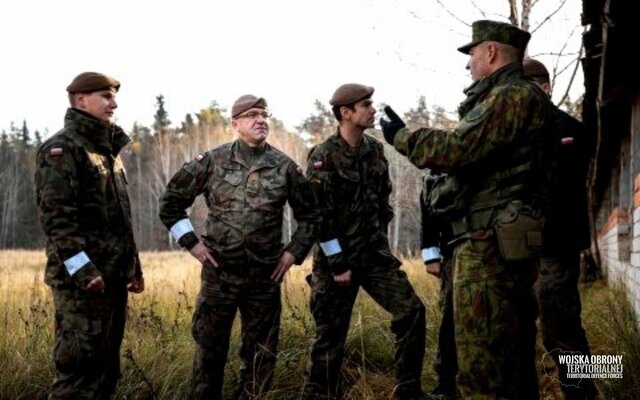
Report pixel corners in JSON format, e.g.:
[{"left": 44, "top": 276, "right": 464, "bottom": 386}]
[
  {"left": 329, "top": 83, "right": 374, "bottom": 106},
  {"left": 231, "top": 95, "right": 268, "bottom": 118},
  {"left": 66, "top": 72, "right": 120, "bottom": 93}
]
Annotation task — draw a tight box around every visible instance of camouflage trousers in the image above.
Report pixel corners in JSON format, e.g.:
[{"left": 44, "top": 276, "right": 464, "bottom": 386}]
[
  {"left": 303, "top": 262, "right": 426, "bottom": 400},
  {"left": 190, "top": 272, "right": 281, "bottom": 400},
  {"left": 49, "top": 284, "right": 128, "bottom": 400},
  {"left": 536, "top": 252, "right": 598, "bottom": 399},
  {"left": 432, "top": 258, "right": 458, "bottom": 393},
  {"left": 453, "top": 238, "right": 539, "bottom": 400}
]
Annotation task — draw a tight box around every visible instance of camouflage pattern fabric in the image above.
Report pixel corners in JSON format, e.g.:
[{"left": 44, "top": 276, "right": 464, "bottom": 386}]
[
  {"left": 393, "top": 63, "right": 552, "bottom": 399},
  {"left": 304, "top": 263, "right": 426, "bottom": 400},
  {"left": 159, "top": 139, "right": 317, "bottom": 399},
  {"left": 35, "top": 108, "right": 141, "bottom": 399},
  {"left": 393, "top": 64, "right": 550, "bottom": 178},
  {"left": 453, "top": 239, "right": 539, "bottom": 399},
  {"left": 305, "top": 132, "right": 394, "bottom": 274},
  {"left": 35, "top": 108, "right": 142, "bottom": 288},
  {"left": 303, "top": 132, "right": 425, "bottom": 400},
  {"left": 190, "top": 274, "right": 281, "bottom": 400},
  {"left": 457, "top": 20, "right": 531, "bottom": 54},
  {"left": 159, "top": 139, "right": 317, "bottom": 272},
  {"left": 50, "top": 286, "right": 128, "bottom": 400}
]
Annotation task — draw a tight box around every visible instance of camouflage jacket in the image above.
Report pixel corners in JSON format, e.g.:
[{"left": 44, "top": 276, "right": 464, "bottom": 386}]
[
  {"left": 307, "top": 131, "right": 398, "bottom": 274},
  {"left": 159, "top": 139, "right": 317, "bottom": 269},
  {"left": 35, "top": 108, "right": 141, "bottom": 288},
  {"left": 394, "top": 63, "right": 552, "bottom": 233}
]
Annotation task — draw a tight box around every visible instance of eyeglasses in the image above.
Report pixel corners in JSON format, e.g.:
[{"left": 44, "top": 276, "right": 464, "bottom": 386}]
[{"left": 237, "top": 111, "right": 271, "bottom": 120}]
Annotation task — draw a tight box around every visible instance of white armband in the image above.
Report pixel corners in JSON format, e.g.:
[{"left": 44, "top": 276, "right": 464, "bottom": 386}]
[
  {"left": 422, "top": 247, "right": 441, "bottom": 262},
  {"left": 170, "top": 218, "right": 194, "bottom": 241},
  {"left": 64, "top": 251, "right": 91, "bottom": 276},
  {"left": 319, "top": 239, "right": 342, "bottom": 256}
]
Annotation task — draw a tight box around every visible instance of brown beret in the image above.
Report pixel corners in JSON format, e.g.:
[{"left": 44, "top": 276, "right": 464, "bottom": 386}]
[
  {"left": 329, "top": 83, "right": 374, "bottom": 106},
  {"left": 66, "top": 72, "right": 120, "bottom": 93},
  {"left": 458, "top": 20, "right": 530, "bottom": 54},
  {"left": 523, "top": 58, "right": 550, "bottom": 82},
  {"left": 231, "top": 95, "right": 268, "bottom": 118}
]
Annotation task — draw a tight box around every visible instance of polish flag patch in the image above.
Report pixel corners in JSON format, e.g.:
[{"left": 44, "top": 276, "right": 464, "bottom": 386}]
[
  {"left": 313, "top": 161, "right": 323, "bottom": 169},
  {"left": 49, "top": 147, "right": 64, "bottom": 157},
  {"left": 560, "top": 137, "right": 575, "bottom": 145},
  {"left": 195, "top": 153, "right": 204, "bottom": 161}
]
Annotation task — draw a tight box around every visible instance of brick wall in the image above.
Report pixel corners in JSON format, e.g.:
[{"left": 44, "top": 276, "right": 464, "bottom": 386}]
[
  {"left": 596, "top": 94, "right": 640, "bottom": 320},
  {"left": 597, "top": 188, "right": 640, "bottom": 319}
]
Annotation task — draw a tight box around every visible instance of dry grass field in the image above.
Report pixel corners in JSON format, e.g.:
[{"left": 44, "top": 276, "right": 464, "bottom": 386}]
[{"left": 0, "top": 250, "right": 637, "bottom": 399}]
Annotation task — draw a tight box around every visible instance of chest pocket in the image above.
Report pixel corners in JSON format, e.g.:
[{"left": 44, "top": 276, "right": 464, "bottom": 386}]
[
  {"left": 367, "top": 158, "right": 387, "bottom": 189},
  {"left": 335, "top": 168, "right": 361, "bottom": 203},
  {"left": 82, "top": 152, "right": 112, "bottom": 224},
  {"left": 213, "top": 165, "right": 244, "bottom": 208},
  {"left": 222, "top": 171, "right": 243, "bottom": 186},
  {"left": 260, "top": 171, "right": 287, "bottom": 206}
]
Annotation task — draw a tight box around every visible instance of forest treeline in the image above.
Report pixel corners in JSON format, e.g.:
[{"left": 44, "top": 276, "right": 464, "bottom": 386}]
[{"left": 0, "top": 95, "right": 457, "bottom": 254}]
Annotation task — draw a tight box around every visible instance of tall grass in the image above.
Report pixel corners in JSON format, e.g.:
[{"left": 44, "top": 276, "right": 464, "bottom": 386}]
[
  {"left": 0, "top": 250, "right": 637, "bottom": 399},
  {"left": 580, "top": 280, "right": 640, "bottom": 399}
]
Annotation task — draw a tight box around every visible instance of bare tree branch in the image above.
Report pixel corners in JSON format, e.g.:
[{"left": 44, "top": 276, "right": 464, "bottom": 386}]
[
  {"left": 555, "top": 57, "right": 578, "bottom": 79},
  {"left": 470, "top": 0, "right": 486, "bottom": 17},
  {"left": 435, "top": 0, "right": 470, "bottom": 26},
  {"left": 531, "top": 0, "right": 568, "bottom": 34},
  {"left": 549, "top": 25, "right": 581, "bottom": 88},
  {"left": 529, "top": 51, "right": 581, "bottom": 57},
  {"left": 557, "top": 43, "right": 584, "bottom": 107}
]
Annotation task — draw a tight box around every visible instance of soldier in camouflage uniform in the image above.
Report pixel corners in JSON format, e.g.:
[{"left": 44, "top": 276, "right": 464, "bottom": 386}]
[
  {"left": 159, "top": 95, "right": 317, "bottom": 400},
  {"left": 420, "top": 173, "right": 458, "bottom": 400},
  {"left": 302, "top": 84, "right": 426, "bottom": 400},
  {"left": 35, "top": 72, "right": 145, "bottom": 400},
  {"left": 524, "top": 58, "right": 599, "bottom": 400},
  {"left": 381, "top": 21, "right": 553, "bottom": 399}
]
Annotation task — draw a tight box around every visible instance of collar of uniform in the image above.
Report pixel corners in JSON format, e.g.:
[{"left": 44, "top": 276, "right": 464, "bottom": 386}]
[
  {"left": 64, "top": 108, "right": 130, "bottom": 155},
  {"left": 463, "top": 62, "right": 523, "bottom": 97},
  {"left": 332, "top": 129, "right": 374, "bottom": 158},
  {"left": 459, "top": 62, "right": 523, "bottom": 118},
  {"left": 111, "top": 124, "right": 132, "bottom": 155},
  {"left": 231, "top": 139, "right": 269, "bottom": 168}
]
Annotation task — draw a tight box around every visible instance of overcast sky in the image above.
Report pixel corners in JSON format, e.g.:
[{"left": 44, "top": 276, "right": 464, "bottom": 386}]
[{"left": 0, "top": 0, "right": 583, "bottom": 136}]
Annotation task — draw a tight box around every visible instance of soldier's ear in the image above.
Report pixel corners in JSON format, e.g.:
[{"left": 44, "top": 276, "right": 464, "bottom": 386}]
[
  {"left": 486, "top": 42, "right": 498, "bottom": 63},
  {"left": 75, "top": 92, "right": 95, "bottom": 111},
  {"left": 340, "top": 106, "right": 351, "bottom": 121},
  {"left": 72, "top": 93, "right": 84, "bottom": 109}
]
